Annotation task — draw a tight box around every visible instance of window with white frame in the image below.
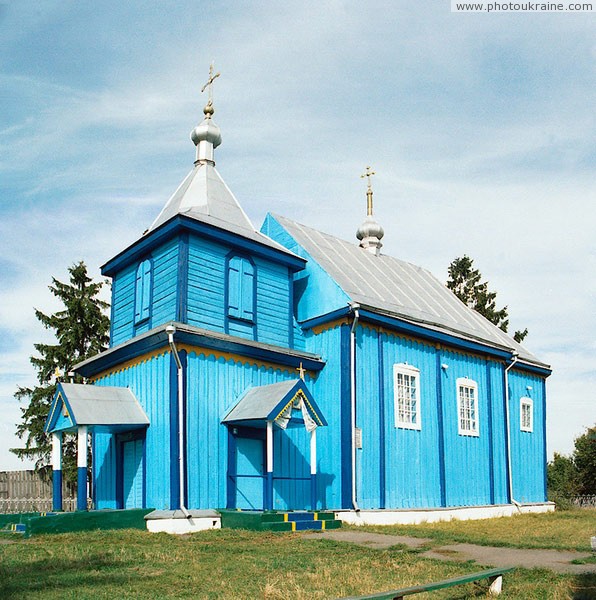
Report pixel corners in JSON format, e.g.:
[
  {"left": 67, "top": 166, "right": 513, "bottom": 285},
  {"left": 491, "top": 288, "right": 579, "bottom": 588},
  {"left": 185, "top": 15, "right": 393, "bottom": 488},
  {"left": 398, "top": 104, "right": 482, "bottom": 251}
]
[
  {"left": 520, "top": 397, "right": 533, "bottom": 432},
  {"left": 393, "top": 364, "right": 421, "bottom": 430},
  {"left": 456, "top": 378, "right": 479, "bottom": 436}
]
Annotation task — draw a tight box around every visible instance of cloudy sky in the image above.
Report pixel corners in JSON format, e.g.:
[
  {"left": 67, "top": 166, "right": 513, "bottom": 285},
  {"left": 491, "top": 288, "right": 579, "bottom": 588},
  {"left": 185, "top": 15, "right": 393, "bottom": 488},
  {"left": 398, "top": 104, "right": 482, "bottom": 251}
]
[{"left": 0, "top": 1, "right": 594, "bottom": 470}]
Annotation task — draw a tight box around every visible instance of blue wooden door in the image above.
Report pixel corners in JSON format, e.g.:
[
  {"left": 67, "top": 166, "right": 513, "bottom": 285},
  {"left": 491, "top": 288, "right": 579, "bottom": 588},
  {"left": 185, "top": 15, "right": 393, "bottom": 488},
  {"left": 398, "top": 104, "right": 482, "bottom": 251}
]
[
  {"left": 235, "top": 437, "right": 264, "bottom": 510},
  {"left": 123, "top": 439, "right": 143, "bottom": 509}
]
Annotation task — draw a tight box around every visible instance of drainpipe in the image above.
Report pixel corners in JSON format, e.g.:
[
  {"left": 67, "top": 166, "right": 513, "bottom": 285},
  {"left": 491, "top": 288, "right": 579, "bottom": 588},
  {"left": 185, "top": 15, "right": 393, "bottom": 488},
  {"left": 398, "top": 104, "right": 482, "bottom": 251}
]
[
  {"left": 349, "top": 302, "right": 360, "bottom": 511},
  {"left": 504, "top": 351, "right": 521, "bottom": 510},
  {"left": 166, "top": 325, "right": 191, "bottom": 518}
]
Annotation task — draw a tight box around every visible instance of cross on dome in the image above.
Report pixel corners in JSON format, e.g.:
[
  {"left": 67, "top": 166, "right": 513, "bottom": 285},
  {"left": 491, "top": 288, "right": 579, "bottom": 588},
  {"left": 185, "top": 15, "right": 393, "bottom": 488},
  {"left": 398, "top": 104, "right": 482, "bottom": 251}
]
[{"left": 201, "top": 63, "right": 221, "bottom": 116}]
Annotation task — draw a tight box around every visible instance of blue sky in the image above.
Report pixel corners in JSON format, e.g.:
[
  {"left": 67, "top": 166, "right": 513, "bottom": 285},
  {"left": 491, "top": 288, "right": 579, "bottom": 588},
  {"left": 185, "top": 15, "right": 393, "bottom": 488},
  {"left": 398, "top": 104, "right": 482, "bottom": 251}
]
[{"left": 0, "top": 1, "right": 594, "bottom": 470}]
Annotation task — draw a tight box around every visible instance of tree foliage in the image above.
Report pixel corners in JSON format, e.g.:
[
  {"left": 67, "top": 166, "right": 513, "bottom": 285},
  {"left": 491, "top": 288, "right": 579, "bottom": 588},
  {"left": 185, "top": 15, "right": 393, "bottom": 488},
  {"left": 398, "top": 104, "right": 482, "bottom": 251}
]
[
  {"left": 573, "top": 424, "right": 596, "bottom": 495},
  {"left": 446, "top": 255, "right": 528, "bottom": 343},
  {"left": 546, "top": 424, "right": 596, "bottom": 508},
  {"left": 11, "top": 262, "right": 110, "bottom": 482}
]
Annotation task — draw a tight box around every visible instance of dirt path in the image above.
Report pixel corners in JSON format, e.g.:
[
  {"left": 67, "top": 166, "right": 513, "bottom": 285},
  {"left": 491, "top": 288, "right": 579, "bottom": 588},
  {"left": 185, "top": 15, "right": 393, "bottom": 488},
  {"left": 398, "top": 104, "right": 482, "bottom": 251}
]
[{"left": 301, "top": 530, "right": 596, "bottom": 574}]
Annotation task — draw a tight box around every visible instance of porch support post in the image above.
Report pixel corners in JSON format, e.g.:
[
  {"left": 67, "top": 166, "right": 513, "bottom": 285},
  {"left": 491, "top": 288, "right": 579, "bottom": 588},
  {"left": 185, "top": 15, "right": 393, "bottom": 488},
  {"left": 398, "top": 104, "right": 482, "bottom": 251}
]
[
  {"left": 51, "top": 432, "right": 62, "bottom": 512},
  {"left": 310, "top": 428, "right": 317, "bottom": 510},
  {"left": 266, "top": 420, "right": 273, "bottom": 511},
  {"left": 77, "top": 425, "right": 88, "bottom": 511}
]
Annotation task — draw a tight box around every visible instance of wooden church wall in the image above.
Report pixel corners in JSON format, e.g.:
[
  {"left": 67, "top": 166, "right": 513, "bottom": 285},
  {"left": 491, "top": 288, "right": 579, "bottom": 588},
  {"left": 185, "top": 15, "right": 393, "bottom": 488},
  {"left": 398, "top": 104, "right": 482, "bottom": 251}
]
[
  {"left": 92, "top": 351, "right": 173, "bottom": 510},
  {"left": 110, "top": 238, "right": 179, "bottom": 347},
  {"left": 184, "top": 350, "right": 306, "bottom": 510},
  {"left": 305, "top": 324, "right": 346, "bottom": 509},
  {"left": 439, "top": 347, "right": 502, "bottom": 507},
  {"left": 508, "top": 369, "right": 548, "bottom": 503},
  {"left": 186, "top": 235, "right": 293, "bottom": 346},
  {"left": 371, "top": 328, "right": 444, "bottom": 510},
  {"left": 306, "top": 322, "right": 530, "bottom": 511}
]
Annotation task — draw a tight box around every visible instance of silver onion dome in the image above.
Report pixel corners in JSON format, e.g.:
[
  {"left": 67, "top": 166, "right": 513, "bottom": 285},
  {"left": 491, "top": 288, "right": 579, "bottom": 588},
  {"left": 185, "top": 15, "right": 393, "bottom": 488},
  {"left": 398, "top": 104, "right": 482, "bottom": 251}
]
[
  {"left": 191, "top": 102, "right": 222, "bottom": 163},
  {"left": 356, "top": 215, "right": 385, "bottom": 242}
]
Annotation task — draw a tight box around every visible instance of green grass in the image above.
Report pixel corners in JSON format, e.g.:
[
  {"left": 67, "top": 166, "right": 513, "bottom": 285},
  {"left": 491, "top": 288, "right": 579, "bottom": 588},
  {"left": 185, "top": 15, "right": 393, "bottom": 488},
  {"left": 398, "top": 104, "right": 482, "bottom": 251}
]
[
  {"left": 359, "top": 509, "right": 596, "bottom": 552},
  {"left": 0, "top": 526, "right": 594, "bottom": 599}
]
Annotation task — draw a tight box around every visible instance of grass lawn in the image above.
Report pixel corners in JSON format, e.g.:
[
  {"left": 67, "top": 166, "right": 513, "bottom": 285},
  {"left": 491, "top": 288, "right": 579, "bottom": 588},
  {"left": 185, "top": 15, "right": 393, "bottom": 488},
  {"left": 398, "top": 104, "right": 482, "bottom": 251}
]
[
  {"left": 360, "top": 509, "right": 596, "bottom": 552},
  {"left": 0, "top": 519, "right": 594, "bottom": 599}
]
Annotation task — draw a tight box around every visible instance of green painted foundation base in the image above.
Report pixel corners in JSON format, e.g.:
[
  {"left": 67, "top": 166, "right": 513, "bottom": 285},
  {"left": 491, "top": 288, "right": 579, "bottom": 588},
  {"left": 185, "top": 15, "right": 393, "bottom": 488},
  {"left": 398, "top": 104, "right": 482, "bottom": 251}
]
[
  {"left": 218, "top": 510, "right": 342, "bottom": 532},
  {"left": 0, "top": 509, "right": 153, "bottom": 538}
]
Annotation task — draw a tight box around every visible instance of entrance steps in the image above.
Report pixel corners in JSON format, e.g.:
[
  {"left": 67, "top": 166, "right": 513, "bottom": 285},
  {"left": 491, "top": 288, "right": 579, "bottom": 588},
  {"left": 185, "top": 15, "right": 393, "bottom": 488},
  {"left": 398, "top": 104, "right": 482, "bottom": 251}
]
[{"left": 219, "top": 510, "right": 342, "bottom": 532}]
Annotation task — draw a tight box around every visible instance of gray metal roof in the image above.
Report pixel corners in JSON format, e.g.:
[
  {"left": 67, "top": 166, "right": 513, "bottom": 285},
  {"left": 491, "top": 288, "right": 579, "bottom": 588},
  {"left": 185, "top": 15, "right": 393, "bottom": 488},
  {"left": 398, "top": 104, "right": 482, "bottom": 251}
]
[
  {"left": 223, "top": 380, "right": 300, "bottom": 423},
  {"left": 147, "top": 162, "right": 295, "bottom": 256},
  {"left": 271, "top": 214, "right": 547, "bottom": 367},
  {"left": 58, "top": 383, "right": 149, "bottom": 426}
]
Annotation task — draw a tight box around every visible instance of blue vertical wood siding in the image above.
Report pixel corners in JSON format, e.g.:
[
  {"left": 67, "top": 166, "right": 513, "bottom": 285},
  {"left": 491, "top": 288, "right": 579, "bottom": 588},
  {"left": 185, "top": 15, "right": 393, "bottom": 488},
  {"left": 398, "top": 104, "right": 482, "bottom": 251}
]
[
  {"left": 508, "top": 370, "right": 547, "bottom": 502},
  {"left": 110, "top": 264, "right": 136, "bottom": 346},
  {"left": 93, "top": 431, "right": 118, "bottom": 509},
  {"left": 305, "top": 324, "right": 345, "bottom": 509},
  {"left": 186, "top": 235, "right": 292, "bottom": 345},
  {"left": 123, "top": 438, "right": 144, "bottom": 508},
  {"left": 273, "top": 424, "right": 310, "bottom": 510},
  {"left": 185, "top": 350, "right": 303, "bottom": 509},
  {"left": 375, "top": 329, "right": 443, "bottom": 509},
  {"left": 93, "top": 351, "right": 172, "bottom": 510},
  {"left": 439, "top": 348, "right": 492, "bottom": 506},
  {"left": 110, "top": 239, "right": 179, "bottom": 345}
]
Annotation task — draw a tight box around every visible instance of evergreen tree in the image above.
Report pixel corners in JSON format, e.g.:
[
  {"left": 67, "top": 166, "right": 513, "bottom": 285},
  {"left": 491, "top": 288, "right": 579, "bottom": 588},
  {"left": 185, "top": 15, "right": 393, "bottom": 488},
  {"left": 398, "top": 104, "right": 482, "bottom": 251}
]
[
  {"left": 11, "top": 262, "right": 110, "bottom": 482},
  {"left": 446, "top": 255, "right": 528, "bottom": 343}
]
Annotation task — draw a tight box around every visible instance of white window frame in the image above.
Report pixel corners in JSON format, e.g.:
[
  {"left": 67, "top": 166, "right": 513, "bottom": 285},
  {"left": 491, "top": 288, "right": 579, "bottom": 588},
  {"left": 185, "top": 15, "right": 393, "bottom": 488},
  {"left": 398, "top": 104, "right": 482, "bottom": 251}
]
[
  {"left": 393, "top": 363, "right": 421, "bottom": 430},
  {"left": 520, "top": 397, "right": 533, "bottom": 432},
  {"left": 456, "top": 377, "right": 479, "bottom": 437}
]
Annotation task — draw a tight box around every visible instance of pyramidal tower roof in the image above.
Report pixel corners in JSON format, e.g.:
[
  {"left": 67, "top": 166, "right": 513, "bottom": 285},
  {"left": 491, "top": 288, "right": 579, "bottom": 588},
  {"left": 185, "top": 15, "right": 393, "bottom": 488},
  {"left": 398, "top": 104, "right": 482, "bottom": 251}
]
[{"left": 146, "top": 68, "right": 288, "bottom": 253}]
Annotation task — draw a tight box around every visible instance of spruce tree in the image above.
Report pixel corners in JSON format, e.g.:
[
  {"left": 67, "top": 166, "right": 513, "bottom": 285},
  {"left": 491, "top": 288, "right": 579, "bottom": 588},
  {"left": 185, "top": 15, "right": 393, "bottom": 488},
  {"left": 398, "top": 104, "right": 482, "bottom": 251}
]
[
  {"left": 446, "top": 255, "right": 528, "bottom": 343},
  {"left": 11, "top": 262, "right": 110, "bottom": 482}
]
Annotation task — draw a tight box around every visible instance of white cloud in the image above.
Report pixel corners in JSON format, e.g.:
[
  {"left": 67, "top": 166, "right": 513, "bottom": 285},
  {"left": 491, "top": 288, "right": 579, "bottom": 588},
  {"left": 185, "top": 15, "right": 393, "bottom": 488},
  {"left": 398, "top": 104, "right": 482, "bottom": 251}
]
[{"left": 0, "top": 0, "right": 594, "bottom": 469}]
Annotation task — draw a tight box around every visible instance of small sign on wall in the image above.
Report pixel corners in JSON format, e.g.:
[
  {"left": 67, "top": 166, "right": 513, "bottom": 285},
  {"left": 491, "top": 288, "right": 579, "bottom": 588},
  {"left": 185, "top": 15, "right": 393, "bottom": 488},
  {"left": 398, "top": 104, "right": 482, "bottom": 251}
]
[{"left": 354, "top": 427, "right": 363, "bottom": 449}]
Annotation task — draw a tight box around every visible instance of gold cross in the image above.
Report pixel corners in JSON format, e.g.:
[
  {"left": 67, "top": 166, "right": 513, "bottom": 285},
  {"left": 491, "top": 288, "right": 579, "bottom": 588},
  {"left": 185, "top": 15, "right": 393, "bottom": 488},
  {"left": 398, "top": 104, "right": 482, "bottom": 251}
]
[
  {"left": 296, "top": 362, "right": 306, "bottom": 380},
  {"left": 360, "top": 165, "right": 376, "bottom": 190},
  {"left": 201, "top": 62, "right": 221, "bottom": 104}
]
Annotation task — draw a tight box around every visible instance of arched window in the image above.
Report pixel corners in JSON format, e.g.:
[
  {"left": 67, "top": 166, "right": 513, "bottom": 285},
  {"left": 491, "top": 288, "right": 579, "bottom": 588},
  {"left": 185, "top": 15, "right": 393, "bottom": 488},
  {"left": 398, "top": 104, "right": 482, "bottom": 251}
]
[
  {"left": 227, "top": 256, "right": 255, "bottom": 322},
  {"left": 134, "top": 259, "right": 152, "bottom": 324}
]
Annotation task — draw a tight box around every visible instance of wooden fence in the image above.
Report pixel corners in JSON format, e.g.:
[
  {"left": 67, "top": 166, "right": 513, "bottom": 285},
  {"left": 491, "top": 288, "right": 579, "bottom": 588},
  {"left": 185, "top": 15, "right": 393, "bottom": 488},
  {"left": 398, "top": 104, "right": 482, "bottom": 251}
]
[
  {"left": 0, "top": 470, "right": 76, "bottom": 513},
  {"left": 572, "top": 495, "right": 596, "bottom": 508}
]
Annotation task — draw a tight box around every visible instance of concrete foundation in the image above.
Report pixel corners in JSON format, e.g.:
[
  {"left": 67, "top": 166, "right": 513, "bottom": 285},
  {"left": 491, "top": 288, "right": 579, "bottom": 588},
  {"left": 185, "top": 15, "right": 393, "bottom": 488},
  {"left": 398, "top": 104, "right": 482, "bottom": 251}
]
[{"left": 335, "top": 502, "right": 555, "bottom": 526}]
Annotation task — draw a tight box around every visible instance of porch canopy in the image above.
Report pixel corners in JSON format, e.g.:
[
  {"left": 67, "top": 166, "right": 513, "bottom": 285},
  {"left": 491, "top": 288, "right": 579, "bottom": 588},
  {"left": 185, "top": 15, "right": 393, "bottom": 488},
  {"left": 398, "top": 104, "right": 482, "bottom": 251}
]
[
  {"left": 222, "top": 379, "right": 327, "bottom": 431},
  {"left": 44, "top": 382, "right": 148, "bottom": 512},
  {"left": 223, "top": 379, "right": 327, "bottom": 511},
  {"left": 45, "top": 382, "right": 149, "bottom": 435}
]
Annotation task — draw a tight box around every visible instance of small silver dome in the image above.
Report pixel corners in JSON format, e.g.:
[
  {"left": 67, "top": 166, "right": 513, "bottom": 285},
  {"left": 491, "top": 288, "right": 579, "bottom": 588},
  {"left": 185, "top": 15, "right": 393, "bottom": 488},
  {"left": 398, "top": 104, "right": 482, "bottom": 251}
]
[
  {"left": 356, "top": 215, "right": 384, "bottom": 241},
  {"left": 190, "top": 114, "right": 222, "bottom": 149}
]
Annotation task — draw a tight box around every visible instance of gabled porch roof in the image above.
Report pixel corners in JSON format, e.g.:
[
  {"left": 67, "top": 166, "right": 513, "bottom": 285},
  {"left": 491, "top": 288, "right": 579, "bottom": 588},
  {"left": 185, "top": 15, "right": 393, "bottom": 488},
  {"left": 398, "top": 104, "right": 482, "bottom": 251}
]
[
  {"left": 222, "top": 379, "right": 327, "bottom": 429},
  {"left": 45, "top": 383, "right": 149, "bottom": 434}
]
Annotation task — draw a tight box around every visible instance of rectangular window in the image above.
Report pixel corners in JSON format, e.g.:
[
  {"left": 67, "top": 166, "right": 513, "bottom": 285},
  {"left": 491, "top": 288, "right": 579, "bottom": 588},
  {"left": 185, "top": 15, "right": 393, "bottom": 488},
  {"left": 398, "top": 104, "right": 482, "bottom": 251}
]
[
  {"left": 457, "top": 378, "right": 479, "bottom": 436},
  {"left": 520, "top": 397, "right": 533, "bottom": 432},
  {"left": 394, "top": 364, "right": 421, "bottom": 430}
]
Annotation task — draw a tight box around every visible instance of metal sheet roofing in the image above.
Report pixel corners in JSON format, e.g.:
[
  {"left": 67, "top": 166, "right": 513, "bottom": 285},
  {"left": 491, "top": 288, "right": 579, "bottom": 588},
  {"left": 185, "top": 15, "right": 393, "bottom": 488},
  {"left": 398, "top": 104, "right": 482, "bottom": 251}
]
[
  {"left": 53, "top": 383, "right": 149, "bottom": 427},
  {"left": 147, "top": 162, "right": 295, "bottom": 256},
  {"left": 222, "top": 379, "right": 327, "bottom": 427},
  {"left": 271, "top": 214, "right": 547, "bottom": 367}
]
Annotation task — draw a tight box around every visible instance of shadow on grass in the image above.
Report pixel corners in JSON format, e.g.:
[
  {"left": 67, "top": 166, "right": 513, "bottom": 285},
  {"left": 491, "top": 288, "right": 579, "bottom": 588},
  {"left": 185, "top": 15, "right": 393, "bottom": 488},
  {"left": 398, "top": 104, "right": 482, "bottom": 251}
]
[
  {"left": 573, "top": 572, "right": 596, "bottom": 600},
  {"left": 0, "top": 553, "right": 149, "bottom": 599}
]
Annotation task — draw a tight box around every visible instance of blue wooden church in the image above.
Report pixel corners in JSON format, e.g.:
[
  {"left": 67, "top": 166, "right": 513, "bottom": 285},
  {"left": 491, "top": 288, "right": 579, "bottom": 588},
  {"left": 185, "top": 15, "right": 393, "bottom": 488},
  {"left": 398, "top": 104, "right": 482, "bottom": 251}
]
[{"left": 45, "top": 87, "right": 552, "bottom": 528}]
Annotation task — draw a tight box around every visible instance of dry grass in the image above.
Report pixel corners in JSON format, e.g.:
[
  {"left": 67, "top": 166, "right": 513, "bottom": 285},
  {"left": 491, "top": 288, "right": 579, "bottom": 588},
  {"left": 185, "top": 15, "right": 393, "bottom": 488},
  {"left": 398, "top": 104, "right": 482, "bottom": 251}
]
[
  {"left": 359, "top": 508, "right": 596, "bottom": 552},
  {"left": 0, "top": 526, "right": 594, "bottom": 599}
]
